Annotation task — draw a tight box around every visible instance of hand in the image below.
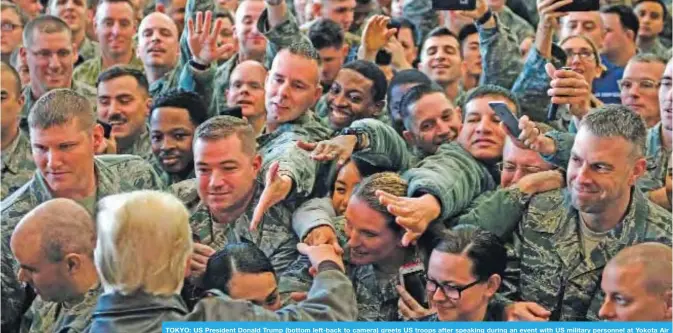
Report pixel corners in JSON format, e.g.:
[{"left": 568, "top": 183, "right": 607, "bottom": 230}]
[
  {"left": 190, "top": 243, "right": 216, "bottom": 277},
  {"left": 297, "top": 135, "right": 358, "bottom": 166},
  {"left": 297, "top": 243, "right": 345, "bottom": 275},
  {"left": 545, "top": 63, "right": 591, "bottom": 119},
  {"left": 537, "top": 0, "right": 571, "bottom": 30},
  {"left": 515, "top": 170, "right": 565, "bottom": 194},
  {"left": 502, "top": 115, "right": 556, "bottom": 155},
  {"left": 454, "top": 0, "right": 488, "bottom": 21},
  {"left": 396, "top": 285, "right": 435, "bottom": 320},
  {"left": 303, "top": 226, "right": 343, "bottom": 255},
  {"left": 376, "top": 191, "right": 440, "bottom": 246},
  {"left": 362, "top": 15, "right": 397, "bottom": 53},
  {"left": 290, "top": 292, "right": 308, "bottom": 302},
  {"left": 251, "top": 161, "right": 293, "bottom": 231},
  {"left": 383, "top": 36, "right": 411, "bottom": 70},
  {"left": 504, "top": 302, "right": 551, "bottom": 321},
  {"left": 188, "top": 11, "right": 235, "bottom": 66}
]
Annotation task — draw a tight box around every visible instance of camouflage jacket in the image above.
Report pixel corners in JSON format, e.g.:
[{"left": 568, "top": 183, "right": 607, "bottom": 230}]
[
  {"left": 72, "top": 54, "right": 145, "bottom": 88},
  {"left": 487, "top": 188, "right": 672, "bottom": 321},
  {"left": 117, "top": 126, "right": 153, "bottom": 161},
  {"left": 1, "top": 131, "right": 35, "bottom": 200},
  {"left": 26, "top": 284, "right": 102, "bottom": 333},
  {"left": 20, "top": 81, "right": 97, "bottom": 132},
  {"left": 401, "top": 0, "right": 438, "bottom": 41},
  {"left": 642, "top": 123, "right": 671, "bottom": 190},
  {"left": 0, "top": 155, "right": 164, "bottom": 330},
  {"left": 151, "top": 158, "right": 195, "bottom": 187},
  {"left": 149, "top": 66, "right": 181, "bottom": 98},
  {"left": 639, "top": 39, "right": 673, "bottom": 61},
  {"left": 78, "top": 38, "right": 100, "bottom": 64},
  {"left": 496, "top": 6, "right": 535, "bottom": 45},
  {"left": 170, "top": 179, "right": 300, "bottom": 275}
]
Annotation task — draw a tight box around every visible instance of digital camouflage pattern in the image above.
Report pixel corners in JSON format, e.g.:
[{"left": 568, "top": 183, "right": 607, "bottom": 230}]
[
  {"left": 1, "top": 131, "right": 35, "bottom": 200},
  {"left": 19, "top": 81, "right": 97, "bottom": 132},
  {"left": 117, "top": 125, "right": 153, "bottom": 161},
  {"left": 72, "top": 54, "right": 145, "bottom": 88},
  {"left": 26, "top": 284, "right": 102, "bottom": 333}
]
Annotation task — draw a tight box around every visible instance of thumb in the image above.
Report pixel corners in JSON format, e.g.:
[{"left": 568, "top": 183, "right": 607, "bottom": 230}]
[
  {"left": 266, "top": 161, "right": 280, "bottom": 184},
  {"left": 297, "top": 140, "right": 317, "bottom": 151},
  {"left": 401, "top": 231, "right": 418, "bottom": 247},
  {"left": 545, "top": 62, "right": 556, "bottom": 79},
  {"left": 331, "top": 239, "right": 344, "bottom": 255},
  {"left": 296, "top": 242, "right": 310, "bottom": 255},
  {"left": 290, "top": 292, "right": 308, "bottom": 302}
]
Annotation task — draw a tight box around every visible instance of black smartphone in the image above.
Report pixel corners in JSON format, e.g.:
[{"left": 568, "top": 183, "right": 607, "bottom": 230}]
[
  {"left": 488, "top": 101, "right": 521, "bottom": 137},
  {"left": 432, "top": 0, "right": 476, "bottom": 11},
  {"left": 557, "top": 0, "right": 599, "bottom": 12},
  {"left": 399, "top": 264, "right": 428, "bottom": 308},
  {"left": 97, "top": 120, "right": 112, "bottom": 139},
  {"left": 375, "top": 49, "right": 392, "bottom": 66},
  {"left": 220, "top": 105, "right": 243, "bottom": 119}
]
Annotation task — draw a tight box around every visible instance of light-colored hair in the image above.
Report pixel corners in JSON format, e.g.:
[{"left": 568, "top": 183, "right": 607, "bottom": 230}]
[
  {"left": 627, "top": 52, "right": 668, "bottom": 67},
  {"left": 608, "top": 242, "right": 672, "bottom": 295},
  {"left": 559, "top": 34, "right": 604, "bottom": 69},
  {"left": 578, "top": 104, "right": 647, "bottom": 159},
  {"left": 194, "top": 115, "right": 257, "bottom": 156},
  {"left": 28, "top": 88, "right": 95, "bottom": 132},
  {"left": 14, "top": 198, "right": 95, "bottom": 262},
  {"left": 95, "top": 190, "right": 192, "bottom": 296},
  {"left": 22, "top": 15, "right": 72, "bottom": 49},
  {"left": 1, "top": 1, "right": 29, "bottom": 26},
  {"left": 351, "top": 172, "right": 407, "bottom": 233}
]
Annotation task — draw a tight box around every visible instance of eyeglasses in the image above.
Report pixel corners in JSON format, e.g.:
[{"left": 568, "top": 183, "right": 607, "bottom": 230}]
[
  {"left": 425, "top": 275, "right": 483, "bottom": 301},
  {"left": 497, "top": 162, "right": 544, "bottom": 175},
  {"left": 28, "top": 49, "right": 73, "bottom": 61},
  {"left": 563, "top": 49, "right": 595, "bottom": 61},
  {"left": 618, "top": 79, "right": 661, "bottom": 91},
  {"left": 1, "top": 22, "right": 21, "bottom": 32}
]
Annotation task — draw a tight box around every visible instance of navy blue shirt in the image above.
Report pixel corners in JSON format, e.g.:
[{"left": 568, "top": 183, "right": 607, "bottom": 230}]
[{"left": 592, "top": 55, "right": 624, "bottom": 105}]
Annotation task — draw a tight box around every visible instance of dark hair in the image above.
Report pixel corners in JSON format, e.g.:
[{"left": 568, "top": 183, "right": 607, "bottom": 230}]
[
  {"left": 150, "top": 88, "right": 209, "bottom": 126},
  {"left": 96, "top": 66, "right": 149, "bottom": 94},
  {"left": 386, "top": 69, "right": 432, "bottom": 113},
  {"left": 389, "top": 17, "right": 418, "bottom": 47},
  {"left": 308, "top": 18, "right": 344, "bottom": 50},
  {"left": 398, "top": 83, "right": 446, "bottom": 130},
  {"left": 462, "top": 84, "right": 521, "bottom": 119},
  {"left": 635, "top": 0, "right": 668, "bottom": 20},
  {"left": 457, "top": 24, "right": 478, "bottom": 57},
  {"left": 423, "top": 26, "right": 458, "bottom": 49},
  {"left": 433, "top": 225, "right": 506, "bottom": 281},
  {"left": 202, "top": 243, "right": 276, "bottom": 294},
  {"left": 341, "top": 60, "right": 387, "bottom": 102},
  {"left": 601, "top": 5, "right": 640, "bottom": 41},
  {"left": 1, "top": 61, "right": 21, "bottom": 95}
]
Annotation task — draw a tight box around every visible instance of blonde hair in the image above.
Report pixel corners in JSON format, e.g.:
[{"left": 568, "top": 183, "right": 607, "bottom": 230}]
[
  {"left": 95, "top": 190, "right": 192, "bottom": 296},
  {"left": 559, "top": 34, "right": 605, "bottom": 70}
]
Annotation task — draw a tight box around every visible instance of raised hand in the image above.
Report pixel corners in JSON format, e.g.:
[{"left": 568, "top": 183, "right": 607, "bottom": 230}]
[
  {"left": 362, "top": 15, "right": 397, "bottom": 54},
  {"left": 545, "top": 63, "right": 592, "bottom": 119},
  {"left": 297, "top": 135, "right": 358, "bottom": 167},
  {"left": 188, "top": 11, "right": 235, "bottom": 66},
  {"left": 303, "top": 226, "right": 344, "bottom": 255},
  {"left": 250, "top": 161, "right": 293, "bottom": 231},
  {"left": 376, "top": 191, "right": 441, "bottom": 246}
]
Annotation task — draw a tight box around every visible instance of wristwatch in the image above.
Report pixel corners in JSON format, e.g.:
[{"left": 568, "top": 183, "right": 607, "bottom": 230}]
[
  {"left": 476, "top": 9, "right": 492, "bottom": 25},
  {"left": 189, "top": 59, "right": 208, "bottom": 71},
  {"left": 339, "top": 127, "right": 368, "bottom": 151}
]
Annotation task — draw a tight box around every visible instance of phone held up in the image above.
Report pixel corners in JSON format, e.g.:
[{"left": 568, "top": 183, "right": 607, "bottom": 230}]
[
  {"left": 399, "top": 262, "right": 428, "bottom": 309},
  {"left": 431, "top": 0, "right": 598, "bottom": 12},
  {"left": 488, "top": 101, "right": 521, "bottom": 138}
]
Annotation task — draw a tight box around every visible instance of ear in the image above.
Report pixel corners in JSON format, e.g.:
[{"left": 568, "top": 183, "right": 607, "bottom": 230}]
[
  {"left": 629, "top": 157, "right": 647, "bottom": 185},
  {"left": 64, "top": 253, "right": 83, "bottom": 274},
  {"left": 17, "top": 93, "right": 25, "bottom": 108},
  {"left": 92, "top": 123, "right": 105, "bottom": 149},
  {"left": 341, "top": 43, "right": 349, "bottom": 58},
  {"left": 19, "top": 47, "right": 27, "bottom": 63},
  {"left": 484, "top": 274, "right": 502, "bottom": 298},
  {"left": 402, "top": 130, "right": 414, "bottom": 146},
  {"left": 313, "top": 83, "right": 323, "bottom": 104},
  {"left": 252, "top": 154, "right": 262, "bottom": 175},
  {"left": 460, "top": 60, "right": 468, "bottom": 76},
  {"left": 454, "top": 106, "right": 463, "bottom": 123},
  {"left": 664, "top": 290, "right": 672, "bottom": 320},
  {"left": 372, "top": 100, "right": 385, "bottom": 117},
  {"left": 144, "top": 97, "right": 152, "bottom": 117}
]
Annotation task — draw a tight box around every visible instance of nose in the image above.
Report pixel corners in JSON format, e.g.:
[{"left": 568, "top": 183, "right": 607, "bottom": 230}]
[
  {"left": 475, "top": 118, "right": 493, "bottom": 134},
  {"left": 598, "top": 299, "right": 615, "bottom": 320},
  {"left": 277, "top": 80, "right": 290, "bottom": 99},
  {"left": 47, "top": 149, "right": 64, "bottom": 170},
  {"left": 431, "top": 287, "right": 447, "bottom": 302},
  {"left": 511, "top": 168, "right": 527, "bottom": 184},
  {"left": 437, "top": 119, "right": 452, "bottom": 138},
  {"left": 208, "top": 169, "right": 225, "bottom": 189},
  {"left": 160, "top": 136, "right": 176, "bottom": 151},
  {"left": 333, "top": 91, "right": 347, "bottom": 106},
  {"left": 574, "top": 162, "right": 593, "bottom": 184},
  {"left": 346, "top": 230, "right": 360, "bottom": 248}
]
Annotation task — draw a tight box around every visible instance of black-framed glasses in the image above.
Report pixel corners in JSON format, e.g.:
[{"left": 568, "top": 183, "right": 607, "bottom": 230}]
[{"left": 425, "top": 275, "right": 483, "bottom": 301}]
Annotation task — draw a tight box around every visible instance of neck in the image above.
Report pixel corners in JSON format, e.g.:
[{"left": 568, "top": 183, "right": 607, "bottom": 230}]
[
  {"left": 443, "top": 80, "right": 460, "bottom": 101},
  {"left": 662, "top": 125, "right": 672, "bottom": 151},
  {"left": 210, "top": 190, "right": 255, "bottom": 225},
  {"left": 144, "top": 65, "right": 173, "bottom": 85},
  {"left": 239, "top": 49, "right": 264, "bottom": 63},
  {"left": 637, "top": 35, "right": 657, "bottom": 49},
  {"left": 373, "top": 245, "right": 410, "bottom": 275},
  {"left": 461, "top": 300, "right": 489, "bottom": 321},
  {"left": 70, "top": 263, "right": 100, "bottom": 301},
  {"left": 607, "top": 45, "right": 636, "bottom": 67},
  {"left": 644, "top": 114, "right": 660, "bottom": 129},
  {"left": 1, "top": 125, "right": 19, "bottom": 151},
  {"left": 73, "top": 29, "right": 86, "bottom": 51},
  {"left": 579, "top": 188, "right": 632, "bottom": 233},
  {"left": 462, "top": 74, "right": 479, "bottom": 91},
  {"left": 32, "top": 78, "right": 72, "bottom": 99},
  {"left": 117, "top": 127, "right": 146, "bottom": 153},
  {"left": 102, "top": 51, "right": 133, "bottom": 70},
  {"left": 249, "top": 115, "right": 266, "bottom": 136}
]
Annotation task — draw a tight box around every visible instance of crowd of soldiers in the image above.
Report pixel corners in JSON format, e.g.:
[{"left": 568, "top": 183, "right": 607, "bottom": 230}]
[{"left": 0, "top": 0, "right": 672, "bottom": 330}]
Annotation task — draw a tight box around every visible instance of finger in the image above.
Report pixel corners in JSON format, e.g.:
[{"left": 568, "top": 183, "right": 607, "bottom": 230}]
[
  {"left": 297, "top": 140, "right": 317, "bottom": 151},
  {"left": 191, "top": 253, "right": 210, "bottom": 265},
  {"left": 547, "top": 87, "right": 585, "bottom": 97},
  {"left": 296, "top": 242, "right": 310, "bottom": 255},
  {"left": 310, "top": 143, "right": 329, "bottom": 158},
  {"left": 336, "top": 153, "right": 349, "bottom": 167},
  {"left": 544, "top": 62, "right": 556, "bottom": 79},
  {"left": 203, "top": 11, "right": 213, "bottom": 36},
  {"left": 376, "top": 190, "right": 402, "bottom": 205},
  {"left": 401, "top": 231, "right": 421, "bottom": 247},
  {"left": 290, "top": 292, "right": 308, "bottom": 302},
  {"left": 398, "top": 299, "right": 413, "bottom": 319},
  {"left": 542, "top": 0, "right": 572, "bottom": 13},
  {"left": 195, "top": 11, "right": 203, "bottom": 35},
  {"left": 215, "top": 43, "right": 234, "bottom": 57},
  {"left": 526, "top": 303, "right": 552, "bottom": 317},
  {"left": 331, "top": 239, "right": 344, "bottom": 255},
  {"left": 384, "top": 28, "right": 398, "bottom": 40},
  {"left": 396, "top": 285, "right": 423, "bottom": 311},
  {"left": 266, "top": 161, "right": 280, "bottom": 183},
  {"left": 250, "top": 194, "right": 270, "bottom": 231},
  {"left": 187, "top": 16, "right": 195, "bottom": 35},
  {"left": 395, "top": 216, "right": 418, "bottom": 229},
  {"left": 550, "top": 77, "right": 588, "bottom": 88},
  {"left": 210, "top": 17, "right": 222, "bottom": 39},
  {"left": 387, "top": 203, "right": 411, "bottom": 217},
  {"left": 308, "top": 266, "right": 317, "bottom": 277}
]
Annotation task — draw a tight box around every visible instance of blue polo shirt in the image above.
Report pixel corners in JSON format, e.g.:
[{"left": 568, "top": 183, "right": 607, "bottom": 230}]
[{"left": 592, "top": 55, "right": 624, "bottom": 105}]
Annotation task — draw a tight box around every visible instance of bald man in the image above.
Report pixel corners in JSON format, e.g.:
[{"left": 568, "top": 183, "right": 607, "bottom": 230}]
[
  {"left": 10, "top": 198, "right": 101, "bottom": 332},
  {"left": 137, "top": 12, "right": 181, "bottom": 96},
  {"left": 599, "top": 242, "right": 672, "bottom": 321},
  {"left": 225, "top": 60, "right": 268, "bottom": 136}
]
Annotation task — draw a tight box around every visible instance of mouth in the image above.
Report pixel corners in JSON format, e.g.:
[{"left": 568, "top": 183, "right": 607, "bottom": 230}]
[
  {"left": 472, "top": 138, "right": 496, "bottom": 146},
  {"left": 148, "top": 47, "right": 166, "bottom": 55},
  {"left": 432, "top": 63, "right": 450, "bottom": 70},
  {"left": 161, "top": 155, "right": 180, "bottom": 166},
  {"left": 329, "top": 107, "right": 353, "bottom": 122},
  {"left": 271, "top": 103, "right": 289, "bottom": 113},
  {"left": 236, "top": 99, "right": 254, "bottom": 106},
  {"left": 108, "top": 119, "right": 127, "bottom": 127},
  {"left": 571, "top": 67, "right": 585, "bottom": 74}
]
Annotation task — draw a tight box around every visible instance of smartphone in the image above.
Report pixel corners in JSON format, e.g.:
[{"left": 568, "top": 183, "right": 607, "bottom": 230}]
[
  {"left": 375, "top": 49, "right": 392, "bottom": 66},
  {"left": 488, "top": 101, "right": 521, "bottom": 137},
  {"left": 220, "top": 105, "right": 243, "bottom": 119},
  {"left": 399, "top": 263, "right": 428, "bottom": 308},
  {"left": 557, "top": 0, "right": 599, "bottom": 12},
  {"left": 547, "top": 66, "right": 572, "bottom": 121},
  {"left": 97, "top": 120, "right": 112, "bottom": 139},
  {"left": 431, "top": 0, "right": 476, "bottom": 11}
]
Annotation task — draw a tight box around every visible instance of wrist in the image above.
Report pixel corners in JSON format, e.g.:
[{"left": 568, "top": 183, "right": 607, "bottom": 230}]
[
  {"left": 317, "top": 260, "right": 343, "bottom": 273},
  {"left": 475, "top": 9, "right": 492, "bottom": 25},
  {"left": 190, "top": 58, "right": 208, "bottom": 71}
]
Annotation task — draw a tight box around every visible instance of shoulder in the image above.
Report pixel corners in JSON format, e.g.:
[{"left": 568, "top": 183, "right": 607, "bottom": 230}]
[
  {"left": 1, "top": 180, "right": 36, "bottom": 225},
  {"left": 643, "top": 199, "right": 673, "bottom": 240},
  {"left": 521, "top": 188, "right": 568, "bottom": 232},
  {"left": 72, "top": 80, "right": 97, "bottom": 97},
  {"left": 170, "top": 179, "right": 199, "bottom": 204},
  {"left": 96, "top": 154, "right": 152, "bottom": 170},
  {"left": 73, "top": 58, "right": 98, "bottom": 73}
]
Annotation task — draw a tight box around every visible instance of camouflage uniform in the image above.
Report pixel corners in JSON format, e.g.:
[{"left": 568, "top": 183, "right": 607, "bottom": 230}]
[
  {"left": 495, "top": 6, "right": 535, "bottom": 45},
  {"left": 642, "top": 123, "right": 671, "bottom": 190},
  {"left": 19, "top": 81, "right": 97, "bottom": 132},
  {"left": 117, "top": 125, "right": 153, "bottom": 161},
  {"left": 401, "top": 0, "right": 438, "bottom": 41},
  {"left": 1, "top": 131, "right": 35, "bottom": 200},
  {"left": 639, "top": 39, "right": 673, "bottom": 61},
  {"left": 26, "top": 284, "right": 102, "bottom": 333},
  {"left": 0, "top": 155, "right": 164, "bottom": 330},
  {"left": 477, "top": 14, "right": 530, "bottom": 91},
  {"left": 151, "top": 159, "right": 196, "bottom": 186},
  {"left": 72, "top": 54, "right": 145, "bottom": 88},
  {"left": 78, "top": 38, "right": 100, "bottom": 64},
  {"left": 170, "top": 178, "right": 301, "bottom": 275},
  {"left": 489, "top": 187, "right": 672, "bottom": 321}
]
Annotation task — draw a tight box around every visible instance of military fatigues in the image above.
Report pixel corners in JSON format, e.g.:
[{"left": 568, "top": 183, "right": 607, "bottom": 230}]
[
  {"left": 0, "top": 155, "right": 164, "bottom": 330},
  {"left": 495, "top": 6, "right": 535, "bottom": 45},
  {"left": 72, "top": 54, "right": 145, "bottom": 88},
  {"left": 401, "top": 0, "right": 438, "bottom": 42},
  {"left": 26, "top": 284, "right": 102, "bottom": 333},
  {"left": 639, "top": 39, "right": 673, "bottom": 61},
  {"left": 1, "top": 131, "right": 35, "bottom": 200},
  {"left": 642, "top": 123, "right": 671, "bottom": 190},
  {"left": 117, "top": 126, "right": 153, "bottom": 161},
  {"left": 76, "top": 38, "right": 100, "bottom": 67},
  {"left": 151, "top": 159, "right": 196, "bottom": 187},
  {"left": 488, "top": 187, "right": 672, "bottom": 321},
  {"left": 19, "top": 81, "right": 97, "bottom": 131}
]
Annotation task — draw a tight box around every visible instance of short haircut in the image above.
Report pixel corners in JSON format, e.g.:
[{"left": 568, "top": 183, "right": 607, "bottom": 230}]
[
  {"left": 389, "top": 17, "right": 418, "bottom": 47},
  {"left": 422, "top": 26, "right": 459, "bottom": 51},
  {"left": 28, "top": 88, "right": 95, "bottom": 131},
  {"left": 95, "top": 190, "right": 192, "bottom": 295},
  {"left": 96, "top": 0, "right": 136, "bottom": 20},
  {"left": 578, "top": 104, "right": 647, "bottom": 158},
  {"left": 1, "top": 60, "right": 22, "bottom": 95},
  {"left": 214, "top": 8, "right": 234, "bottom": 24},
  {"left": 22, "top": 15, "right": 72, "bottom": 49},
  {"left": 150, "top": 89, "right": 209, "bottom": 127},
  {"left": 462, "top": 84, "right": 521, "bottom": 118},
  {"left": 96, "top": 65, "right": 149, "bottom": 95},
  {"left": 634, "top": 0, "right": 668, "bottom": 19},
  {"left": 342, "top": 60, "right": 387, "bottom": 102},
  {"left": 398, "top": 83, "right": 447, "bottom": 130},
  {"left": 433, "top": 225, "right": 506, "bottom": 281},
  {"left": 627, "top": 52, "right": 668, "bottom": 67},
  {"left": 202, "top": 242, "right": 276, "bottom": 294},
  {"left": 14, "top": 198, "right": 95, "bottom": 263},
  {"left": 608, "top": 242, "right": 672, "bottom": 295},
  {"left": 601, "top": 5, "right": 640, "bottom": 41},
  {"left": 308, "top": 18, "right": 344, "bottom": 50},
  {"left": 351, "top": 172, "right": 407, "bottom": 234},
  {"left": 1, "top": 1, "right": 29, "bottom": 27},
  {"left": 559, "top": 34, "right": 603, "bottom": 68},
  {"left": 387, "top": 69, "right": 432, "bottom": 112},
  {"left": 194, "top": 115, "right": 257, "bottom": 156},
  {"left": 457, "top": 23, "right": 478, "bottom": 57},
  {"left": 279, "top": 41, "right": 322, "bottom": 66}
]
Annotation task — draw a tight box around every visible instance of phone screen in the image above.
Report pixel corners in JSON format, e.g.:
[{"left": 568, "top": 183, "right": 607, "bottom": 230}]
[
  {"left": 488, "top": 101, "right": 521, "bottom": 137},
  {"left": 402, "top": 271, "right": 428, "bottom": 308}
]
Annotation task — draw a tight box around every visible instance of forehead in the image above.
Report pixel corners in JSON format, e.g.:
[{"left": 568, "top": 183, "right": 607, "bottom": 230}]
[
  {"left": 428, "top": 250, "right": 474, "bottom": 280},
  {"left": 231, "top": 63, "right": 266, "bottom": 82},
  {"left": 561, "top": 37, "right": 593, "bottom": 50},
  {"left": 573, "top": 128, "right": 633, "bottom": 158},
  {"left": 635, "top": 1, "right": 664, "bottom": 13},
  {"left": 336, "top": 160, "right": 361, "bottom": 182},
  {"left": 51, "top": 0, "right": 85, "bottom": 8},
  {"left": 270, "top": 51, "right": 318, "bottom": 81},
  {"left": 324, "top": 0, "right": 356, "bottom": 8},
  {"left": 624, "top": 61, "right": 666, "bottom": 79},
  {"left": 236, "top": 0, "right": 264, "bottom": 21},
  {"left": 503, "top": 138, "right": 548, "bottom": 165},
  {"left": 565, "top": 12, "right": 601, "bottom": 25},
  {"left": 344, "top": 197, "right": 388, "bottom": 230},
  {"left": 1, "top": 69, "right": 19, "bottom": 94},
  {"left": 397, "top": 26, "right": 414, "bottom": 42},
  {"left": 465, "top": 94, "right": 515, "bottom": 116},
  {"left": 98, "top": 75, "right": 142, "bottom": 94},
  {"left": 150, "top": 106, "right": 193, "bottom": 127},
  {"left": 194, "top": 135, "right": 246, "bottom": 159},
  {"left": 335, "top": 68, "right": 373, "bottom": 90},
  {"left": 30, "top": 120, "right": 87, "bottom": 142},
  {"left": 603, "top": 263, "right": 648, "bottom": 292},
  {"left": 422, "top": 35, "right": 459, "bottom": 50},
  {"left": 98, "top": 1, "right": 134, "bottom": 17},
  {"left": 1, "top": 8, "right": 21, "bottom": 21},
  {"left": 31, "top": 31, "right": 72, "bottom": 48},
  {"left": 140, "top": 14, "right": 177, "bottom": 33},
  {"left": 413, "top": 92, "right": 452, "bottom": 116}
]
